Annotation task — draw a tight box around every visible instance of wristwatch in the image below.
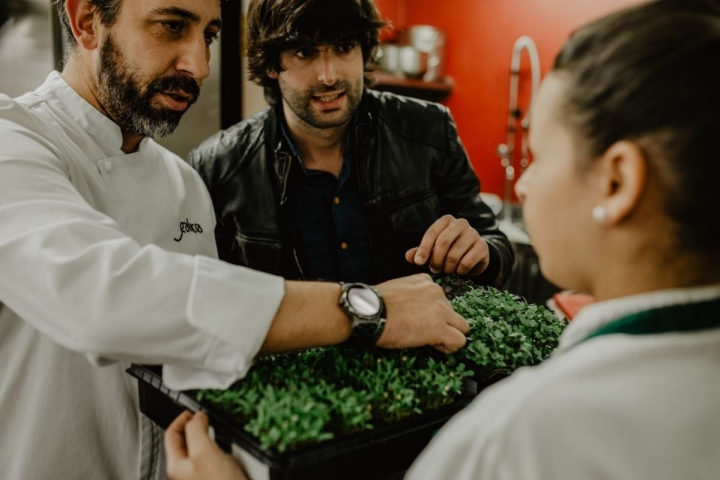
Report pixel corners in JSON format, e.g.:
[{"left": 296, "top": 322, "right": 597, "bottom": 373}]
[{"left": 339, "top": 282, "right": 387, "bottom": 347}]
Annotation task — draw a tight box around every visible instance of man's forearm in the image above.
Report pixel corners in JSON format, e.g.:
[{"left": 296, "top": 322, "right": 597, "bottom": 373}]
[{"left": 258, "top": 281, "right": 352, "bottom": 354}]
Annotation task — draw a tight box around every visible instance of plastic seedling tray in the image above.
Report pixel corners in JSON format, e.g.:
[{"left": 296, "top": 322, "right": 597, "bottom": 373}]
[
  {"left": 128, "top": 364, "right": 473, "bottom": 480},
  {"left": 463, "top": 367, "right": 508, "bottom": 396},
  {"left": 127, "top": 284, "right": 565, "bottom": 479}
]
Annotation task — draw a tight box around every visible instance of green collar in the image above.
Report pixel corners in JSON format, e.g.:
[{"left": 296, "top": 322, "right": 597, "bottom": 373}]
[{"left": 582, "top": 298, "right": 720, "bottom": 344}]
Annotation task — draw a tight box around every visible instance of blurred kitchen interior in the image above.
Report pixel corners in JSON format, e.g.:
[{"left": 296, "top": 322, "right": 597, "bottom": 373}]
[
  {"left": 0, "top": 0, "right": 644, "bottom": 305},
  {"left": 1, "top": 0, "right": 645, "bottom": 191}
]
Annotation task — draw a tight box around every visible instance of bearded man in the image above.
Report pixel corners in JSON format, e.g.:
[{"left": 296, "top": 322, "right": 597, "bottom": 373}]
[
  {"left": 189, "top": 0, "right": 514, "bottom": 288},
  {"left": 0, "top": 1, "right": 472, "bottom": 478}
]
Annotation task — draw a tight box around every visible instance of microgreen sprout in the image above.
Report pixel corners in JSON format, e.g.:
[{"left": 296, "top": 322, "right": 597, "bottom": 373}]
[{"left": 196, "top": 278, "right": 567, "bottom": 452}]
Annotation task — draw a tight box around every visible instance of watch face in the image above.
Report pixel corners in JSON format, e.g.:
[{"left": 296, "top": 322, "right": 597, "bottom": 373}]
[{"left": 348, "top": 286, "right": 381, "bottom": 316}]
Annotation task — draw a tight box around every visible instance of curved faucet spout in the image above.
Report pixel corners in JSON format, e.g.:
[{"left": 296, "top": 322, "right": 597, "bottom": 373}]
[
  {"left": 498, "top": 35, "right": 542, "bottom": 222},
  {"left": 510, "top": 36, "right": 542, "bottom": 131}
]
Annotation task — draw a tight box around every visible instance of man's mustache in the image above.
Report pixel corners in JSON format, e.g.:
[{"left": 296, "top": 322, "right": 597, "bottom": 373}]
[
  {"left": 146, "top": 75, "right": 201, "bottom": 105},
  {"left": 310, "top": 80, "right": 350, "bottom": 96}
]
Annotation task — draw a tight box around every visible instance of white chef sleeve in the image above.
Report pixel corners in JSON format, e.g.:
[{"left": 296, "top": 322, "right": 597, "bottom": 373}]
[{"left": 0, "top": 115, "right": 283, "bottom": 390}]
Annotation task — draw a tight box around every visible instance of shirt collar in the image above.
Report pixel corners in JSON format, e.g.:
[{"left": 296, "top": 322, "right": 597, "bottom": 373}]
[
  {"left": 37, "top": 71, "right": 150, "bottom": 152},
  {"left": 277, "top": 103, "right": 358, "bottom": 174},
  {"left": 557, "top": 283, "right": 720, "bottom": 352},
  {"left": 279, "top": 111, "right": 302, "bottom": 159}
]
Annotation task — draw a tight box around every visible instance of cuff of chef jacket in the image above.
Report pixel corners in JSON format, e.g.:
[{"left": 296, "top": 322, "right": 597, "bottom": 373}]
[{"left": 163, "top": 255, "right": 285, "bottom": 391}]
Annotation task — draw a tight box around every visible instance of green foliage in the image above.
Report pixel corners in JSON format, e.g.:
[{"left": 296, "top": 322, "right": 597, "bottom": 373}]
[
  {"left": 197, "top": 279, "right": 567, "bottom": 453},
  {"left": 443, "top": 279, "right": 568, "bottom": 374},
  {"left": 198, "top": 347, "right": 469, "bottom": 452}
]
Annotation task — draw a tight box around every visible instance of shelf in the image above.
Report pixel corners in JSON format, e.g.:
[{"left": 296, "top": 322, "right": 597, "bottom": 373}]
[{"left": 370, "top": 71, "right": 454, "bottom": 102}]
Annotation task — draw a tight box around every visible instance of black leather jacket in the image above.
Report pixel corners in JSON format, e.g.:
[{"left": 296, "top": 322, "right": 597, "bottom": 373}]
[{"left": 189, "top": 90, "right": 514, "bottom": 287}]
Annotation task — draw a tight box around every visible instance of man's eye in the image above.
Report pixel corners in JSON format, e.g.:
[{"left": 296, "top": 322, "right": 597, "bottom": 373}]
[
  {"left": 162, "top": 21, "right": 184, "bottom": 34},
  {"left": 294, "top": 47, "right": 315, "bottom": 59},
  {"left": 205, "top": 31, "right": 220, "bottom": 46},
  {"left": 336, "top": 42, "right": 356, "bottom": 54}
]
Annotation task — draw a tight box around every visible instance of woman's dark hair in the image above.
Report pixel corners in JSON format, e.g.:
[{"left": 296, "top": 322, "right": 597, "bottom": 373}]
[
  {"left": 554, "top": 0, "right": 720, "bottom": 251},
  {"left": 246, "top": 0, "right": 386, "bottom": 106},
  {"left": 52, "top": 0, "right": 121, "bottom": 47}
]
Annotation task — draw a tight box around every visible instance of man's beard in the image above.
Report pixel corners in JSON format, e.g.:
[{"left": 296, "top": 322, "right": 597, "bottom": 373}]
[
  {"left": 96, "top": 34, "right": 200, "bottom": 138},
  {"left": 279, "top": 76, "right": 363, "bottom": 130}
]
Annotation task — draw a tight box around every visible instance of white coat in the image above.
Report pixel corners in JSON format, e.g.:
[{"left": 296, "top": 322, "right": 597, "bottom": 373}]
[
  {"left": 0, "top": 72, "right": 284, "bottom": 480},
  {"left": 408, "top": 284, "right": 720, "bottom": 480}
]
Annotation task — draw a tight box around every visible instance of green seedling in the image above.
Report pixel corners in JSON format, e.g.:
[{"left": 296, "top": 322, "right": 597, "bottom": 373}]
[{"left": 197, "top": 278, "right": 567, "bottom": 452}]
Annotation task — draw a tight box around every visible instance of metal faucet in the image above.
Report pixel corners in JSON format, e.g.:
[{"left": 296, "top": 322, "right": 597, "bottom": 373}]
[
  {"left": 496, "top": 143, "right": 514, "bottom": 222},
  {"left": 497, "top": 36, "right": 541, "bottom": 222}
]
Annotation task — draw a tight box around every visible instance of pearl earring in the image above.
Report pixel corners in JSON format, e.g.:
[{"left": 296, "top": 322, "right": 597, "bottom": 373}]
[{"left": 592, "top": 205, "right": 608, "bottom": 223}]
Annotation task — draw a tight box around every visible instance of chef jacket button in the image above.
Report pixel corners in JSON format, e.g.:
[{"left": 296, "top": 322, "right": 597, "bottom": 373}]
[{"left": 104, "top": 161, "right": 114, "bottom": 174}]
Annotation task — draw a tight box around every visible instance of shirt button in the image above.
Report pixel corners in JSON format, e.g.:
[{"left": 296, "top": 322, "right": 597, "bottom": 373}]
[
  {"left": 104, "top": 161, "right": 114, "bottom": 174},
  {"left": 333, "top": 197, "right": 341, "bottom": 205},
  {"left": 340, "top": 242, "right": 349, "bottom": 250}
]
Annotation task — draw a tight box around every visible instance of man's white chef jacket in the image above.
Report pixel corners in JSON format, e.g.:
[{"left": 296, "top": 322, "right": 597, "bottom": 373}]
[
  {"left": 407, "top": 284, "right": 720, "bottom": 480},
  {"left": 0, "top": 72, "right": 284, "bottom": 480}
]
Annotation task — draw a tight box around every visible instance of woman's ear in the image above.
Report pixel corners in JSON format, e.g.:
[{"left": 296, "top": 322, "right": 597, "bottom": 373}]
[
  {"left": 64, "top": 0, "right": 100, "bottom": 51},
  {"left": 595, "top": 140, "right": 648, "bottom": 225}
]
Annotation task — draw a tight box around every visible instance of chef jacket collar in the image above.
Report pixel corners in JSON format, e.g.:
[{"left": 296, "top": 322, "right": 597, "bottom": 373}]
[
  {"left": 38, "top": 71, "right": 151, "bottom": 153},
  {"left": 556, "top": 282, "right": 720, "bottom": 353}
]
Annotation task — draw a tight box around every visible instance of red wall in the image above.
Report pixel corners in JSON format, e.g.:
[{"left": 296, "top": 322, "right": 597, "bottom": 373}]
[{"left": 376, "top": 0, "right": 644, "bottom": 197}]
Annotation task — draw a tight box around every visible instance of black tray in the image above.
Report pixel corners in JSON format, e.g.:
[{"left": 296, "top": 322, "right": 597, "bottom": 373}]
[{"left": 128, "top": 364, "right": 472, "bottom": 480}]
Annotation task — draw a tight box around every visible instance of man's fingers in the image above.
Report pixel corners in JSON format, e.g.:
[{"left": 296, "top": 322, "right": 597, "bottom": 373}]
[
  {"left": 438, "top": 325, "right": 468, "bottom": 353},
  {"left": 447, "top": 310, "right": 470, "bottom": 334},
  {"left": 184, "top": 411, "right": 214, "bottom": 456},
  {"left": 429, "top": 223, "right": 463, "bottom": 273},
  {"left": 444, "top": 325, "right": 468, "bottom": 352},
  {"left": 441, "top": 233, "right": 477, "bottom": 275},
  {"left": 405, "top": 247, "right": 420, "bottom": 264},
  {"left": 456, "top": 241, "right": 489, "bottom": 276},
  {"left": 414, "top": 216, "right": 451, "bottom": 264}
]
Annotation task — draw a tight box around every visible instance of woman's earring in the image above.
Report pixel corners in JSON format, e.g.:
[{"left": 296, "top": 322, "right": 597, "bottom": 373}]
[{"left": 592, "top": 205, "right": 608, "bottom": 223}]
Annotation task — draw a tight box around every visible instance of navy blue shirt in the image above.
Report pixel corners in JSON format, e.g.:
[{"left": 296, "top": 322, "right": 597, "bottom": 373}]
[{"left": 281, "top": 118, "right": 377, "bottom": 284}]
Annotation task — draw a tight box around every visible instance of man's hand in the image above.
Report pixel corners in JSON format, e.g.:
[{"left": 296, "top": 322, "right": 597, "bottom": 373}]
[
  {"left": 374, "top": 274, "right": 469, "bottom": 354},
  {"left": 406, "top": 215, "right": 490, "bottom": 276},
  {"left": 165, "top": 411, "right": 248, "bottom": 480}
]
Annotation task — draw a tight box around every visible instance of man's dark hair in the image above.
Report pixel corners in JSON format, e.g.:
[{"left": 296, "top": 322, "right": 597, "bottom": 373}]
[
  {"left": 246, "top": 0, "right": 386, "bottom": 106},
  {"left": 553, "top": 0, "right": 720, "bottom": 252},
  {"left": 52, "top": 0, "right": 122, "bottom": 48}
]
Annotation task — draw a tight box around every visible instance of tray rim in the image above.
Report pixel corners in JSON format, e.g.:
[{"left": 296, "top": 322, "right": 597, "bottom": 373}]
[{"left": 127, "top": 364, "right": 472, "bottom": 470}]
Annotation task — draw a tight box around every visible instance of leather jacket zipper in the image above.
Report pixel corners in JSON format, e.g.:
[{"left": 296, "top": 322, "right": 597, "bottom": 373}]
[
  {"left": 353, "top": 124, "right": 382, "bottom": 281},
  {"left": 279, "top": 156, "right": 306, "bottom": 280}
]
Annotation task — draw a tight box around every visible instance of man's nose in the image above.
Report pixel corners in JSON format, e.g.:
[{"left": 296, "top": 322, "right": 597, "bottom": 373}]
[
  {"left": 317, "top": 51, "right": 338, "bottom": 86},
  {"left": 175, "top": 36, "right": 211, "bottom": 84}
]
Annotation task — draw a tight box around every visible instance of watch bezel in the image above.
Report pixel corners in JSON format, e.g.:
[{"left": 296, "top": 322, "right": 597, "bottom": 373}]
[{"left": 339, "top": 282, "right": 387, "bottom": 346}]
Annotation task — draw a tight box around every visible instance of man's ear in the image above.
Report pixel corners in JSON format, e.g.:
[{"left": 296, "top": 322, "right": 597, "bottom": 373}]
[
  {"left": 267, "top": 68, "right": 279, "bottom": 80},
  {"left": 65, "top": 0, "right": 100, "bottom": 50},
  {"left": 595, "top": 140, "right": 648, "bottom": 225}
]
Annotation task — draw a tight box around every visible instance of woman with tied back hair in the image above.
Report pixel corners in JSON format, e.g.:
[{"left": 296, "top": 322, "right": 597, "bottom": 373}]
[
  {"left": 164, "top": 1, "right": 720, "bottom": 479},
  {"left": 406, "top": 0, "right": 720, "bottom": 478}
]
